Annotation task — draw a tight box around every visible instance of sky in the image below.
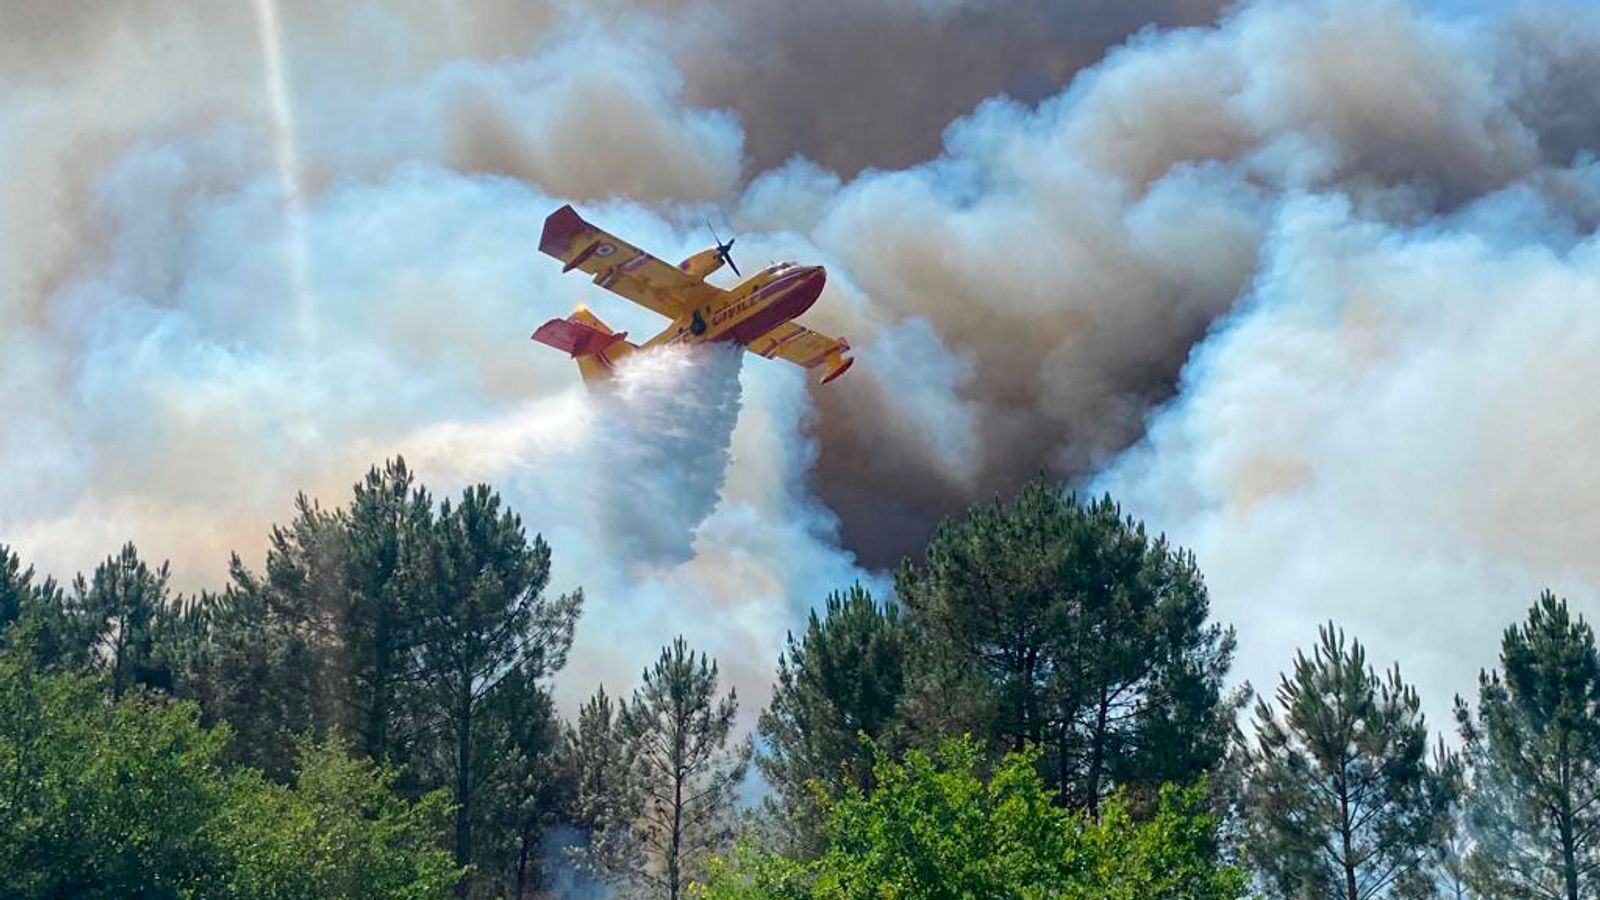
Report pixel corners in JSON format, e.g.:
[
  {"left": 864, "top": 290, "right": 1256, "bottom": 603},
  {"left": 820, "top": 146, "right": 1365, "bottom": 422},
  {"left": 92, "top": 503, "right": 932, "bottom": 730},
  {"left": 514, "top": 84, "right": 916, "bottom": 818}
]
[{"left": 5, "top": 0, "right": 1600, "bottom": 730}]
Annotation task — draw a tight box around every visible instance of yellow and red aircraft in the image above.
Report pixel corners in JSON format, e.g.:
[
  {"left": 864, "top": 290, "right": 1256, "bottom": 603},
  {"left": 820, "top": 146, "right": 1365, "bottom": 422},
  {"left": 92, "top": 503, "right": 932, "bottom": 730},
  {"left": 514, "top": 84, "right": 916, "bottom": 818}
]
[{"left": 532, "top": 204, "right": 854, "bottom": 385}]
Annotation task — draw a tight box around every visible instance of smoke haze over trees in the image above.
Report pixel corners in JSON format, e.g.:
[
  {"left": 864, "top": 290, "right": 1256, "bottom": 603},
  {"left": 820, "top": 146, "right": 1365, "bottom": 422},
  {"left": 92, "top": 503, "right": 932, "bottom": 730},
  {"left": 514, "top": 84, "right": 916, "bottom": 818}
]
[
  {"left": 5, "top": 465, "right": 1600, "bottom": 897},
  {"left": 9, "top": 0, "right": 1600, "bottom": 895}
]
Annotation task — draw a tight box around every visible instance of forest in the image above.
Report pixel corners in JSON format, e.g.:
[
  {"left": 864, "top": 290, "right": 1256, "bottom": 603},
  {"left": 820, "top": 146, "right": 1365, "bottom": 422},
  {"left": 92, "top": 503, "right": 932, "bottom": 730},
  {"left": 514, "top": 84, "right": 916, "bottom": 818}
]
[{"left": 2, "top": 458, "right": 1597, "bottom": 900}]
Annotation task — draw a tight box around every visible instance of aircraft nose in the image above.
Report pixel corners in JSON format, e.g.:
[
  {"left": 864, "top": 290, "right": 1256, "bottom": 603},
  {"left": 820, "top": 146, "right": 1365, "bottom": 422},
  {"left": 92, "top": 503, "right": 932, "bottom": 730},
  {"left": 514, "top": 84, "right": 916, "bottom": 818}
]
[{"left": 789, "top": 265, "right": 827, "bottom": 313}]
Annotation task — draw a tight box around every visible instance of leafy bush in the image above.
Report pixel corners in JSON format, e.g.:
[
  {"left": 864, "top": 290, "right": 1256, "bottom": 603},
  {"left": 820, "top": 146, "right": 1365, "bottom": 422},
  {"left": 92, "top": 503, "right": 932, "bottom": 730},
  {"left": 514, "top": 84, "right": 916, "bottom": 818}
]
[
  {"left": 694, "top": 738, "right": 1246, "bottom": 900},
  {"left": 0, "top": 660, "right": 460, "bottom": 900}
]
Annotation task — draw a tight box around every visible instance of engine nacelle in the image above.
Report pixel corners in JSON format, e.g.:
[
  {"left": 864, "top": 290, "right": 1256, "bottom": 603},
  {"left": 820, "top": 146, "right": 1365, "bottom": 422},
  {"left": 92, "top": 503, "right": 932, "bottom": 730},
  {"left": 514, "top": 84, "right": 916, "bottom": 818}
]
[{"left": 677, "top": 247, "right": 726, "bottom": 279}]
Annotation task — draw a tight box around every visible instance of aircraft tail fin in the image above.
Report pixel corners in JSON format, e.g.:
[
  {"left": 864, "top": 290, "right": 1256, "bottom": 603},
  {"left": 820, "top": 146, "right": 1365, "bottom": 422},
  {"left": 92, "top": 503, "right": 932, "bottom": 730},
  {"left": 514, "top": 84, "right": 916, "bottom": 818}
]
[{"left": 531, "top": 308, "right": 638, "bottom": 385}]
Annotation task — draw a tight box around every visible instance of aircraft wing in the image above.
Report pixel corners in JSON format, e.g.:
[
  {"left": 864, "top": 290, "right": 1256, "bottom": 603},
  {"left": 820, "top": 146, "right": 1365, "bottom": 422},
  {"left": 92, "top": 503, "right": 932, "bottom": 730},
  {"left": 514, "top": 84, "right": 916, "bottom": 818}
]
[
  {"left": 747, "top": 321, "right": 854, "bottom": 384},
  {"left": 539, "top": 205, "right": 721, "bottom": 319}
]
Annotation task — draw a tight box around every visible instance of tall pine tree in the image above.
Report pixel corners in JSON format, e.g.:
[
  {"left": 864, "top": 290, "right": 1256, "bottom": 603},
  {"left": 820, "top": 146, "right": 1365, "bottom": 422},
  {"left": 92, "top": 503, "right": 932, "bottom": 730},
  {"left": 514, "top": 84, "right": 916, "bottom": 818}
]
[
  {"left": 1456, "top": 591, "right": 1600, "bottom": 900},
  {"left": 338, "top": 459, "right": 434, "bottom": 767},
  {"left": 895, "top": 480, "right": 1238, "bottom": 811},
  {"left": 71, "top": 543, "right": 178, "bottom": 698},
  {"left": 1244, "top": 624, "right": 1456, "bottom": 900},
  {"left": 622, "top": 637, "right": 751, "bottom": 900},
  {"left": 563, "top": 686, "right": 644, "bottom": 891},
  {"left": 203, "top": 496, "right": 347, "bottom": 776},
  {"left": 757, "top": 584, "right": 905, "bottom": 852},
  {"left": 416, "top": 483, "right": 581, "bottom": 893},
  {"left": 476, "top": 658, "right": 570, "bottom": 899},
  {"left": 177, "top": 582, "right": 316, "bottom": 777}
]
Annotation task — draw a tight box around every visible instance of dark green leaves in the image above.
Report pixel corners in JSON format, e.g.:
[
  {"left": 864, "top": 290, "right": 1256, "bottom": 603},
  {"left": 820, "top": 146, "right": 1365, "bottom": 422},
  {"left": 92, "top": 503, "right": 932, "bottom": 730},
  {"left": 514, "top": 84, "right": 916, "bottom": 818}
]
[
  {"left": 1244, "top": 624, "right": 1457, "bottom": 900},
  {"left": 1456, "top": 591, "right": 1600, "bottom": 900}
]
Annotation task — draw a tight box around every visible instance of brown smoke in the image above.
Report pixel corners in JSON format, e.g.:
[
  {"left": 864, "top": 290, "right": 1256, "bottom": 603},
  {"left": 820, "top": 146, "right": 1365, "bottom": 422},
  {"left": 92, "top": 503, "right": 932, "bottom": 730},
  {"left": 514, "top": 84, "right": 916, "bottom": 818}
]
[
  {"left": 8, "top": 0, "right": 1600, "bottom": 722},
  {"left": 792, "top": 0, "right": 1600, "bottom": 566},
  {"left": 674, "top": 0, "right": 1228, "bottom": 174}
]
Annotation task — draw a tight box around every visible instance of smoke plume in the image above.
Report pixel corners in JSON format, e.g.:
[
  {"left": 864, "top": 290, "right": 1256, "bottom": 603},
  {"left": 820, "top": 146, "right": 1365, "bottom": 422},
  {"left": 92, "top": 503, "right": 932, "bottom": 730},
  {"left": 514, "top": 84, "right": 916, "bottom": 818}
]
[{"left": 7, "top": 0, "right": 1600, "bottom": 727}]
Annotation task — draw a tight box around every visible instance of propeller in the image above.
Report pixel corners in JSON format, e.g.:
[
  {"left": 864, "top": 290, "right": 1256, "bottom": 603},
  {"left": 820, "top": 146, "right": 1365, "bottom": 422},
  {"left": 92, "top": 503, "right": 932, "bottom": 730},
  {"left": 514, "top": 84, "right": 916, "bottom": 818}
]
[{"left": 706, "top": 219, "right": 741, "bottom": 277}]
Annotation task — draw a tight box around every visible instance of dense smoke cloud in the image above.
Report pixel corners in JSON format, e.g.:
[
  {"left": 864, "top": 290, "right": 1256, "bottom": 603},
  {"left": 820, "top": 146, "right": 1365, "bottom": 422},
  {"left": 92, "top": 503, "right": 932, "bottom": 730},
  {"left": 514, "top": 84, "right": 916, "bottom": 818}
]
[
  {"left": 1085, "top": 0, "right": 1600, "bottom": 711},
  {"left": 1098, "top": 187, "right": 1600, "bottom": 719},
  {"left": 6, "top": 0, "right": 1600, "bottom": 726},
  {"left": 796, "top": 0, "right": 1600, "bottom": 565},
  {"left": 672, "top": 0, "right": 1228, "bottom": 173},
  {"left": 0, "top": 0, "right": 1225, "bottom": 713}
]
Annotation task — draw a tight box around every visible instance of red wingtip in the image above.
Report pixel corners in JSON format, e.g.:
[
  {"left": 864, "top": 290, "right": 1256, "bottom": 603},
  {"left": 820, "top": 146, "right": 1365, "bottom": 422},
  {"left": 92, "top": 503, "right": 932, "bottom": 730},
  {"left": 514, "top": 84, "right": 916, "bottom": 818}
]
[
  {"left": 539, "top": 205, "right": 589, "bottom": 258},
  {"left": 820, "top": 356, "right": 855, "bottom": 385}
]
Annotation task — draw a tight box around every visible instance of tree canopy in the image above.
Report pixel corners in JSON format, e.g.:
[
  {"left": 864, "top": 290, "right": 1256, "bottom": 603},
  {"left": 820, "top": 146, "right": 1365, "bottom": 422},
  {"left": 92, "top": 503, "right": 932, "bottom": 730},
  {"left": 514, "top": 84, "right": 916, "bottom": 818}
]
[
  {"left": 694, "top": 738, "right": 1246, "bottom": 900},
  {"left": 12, "top": 463, "right": 1587, "bottom": 900},
  {"left": 894, "top": 480, "right": 1238, "bottom": 812},
  {"left": 1457, "top": 591, "right": 1600, "bottom": 900},
  {"left": 0, "top": 658, "right": 459, "bottom": 900}
]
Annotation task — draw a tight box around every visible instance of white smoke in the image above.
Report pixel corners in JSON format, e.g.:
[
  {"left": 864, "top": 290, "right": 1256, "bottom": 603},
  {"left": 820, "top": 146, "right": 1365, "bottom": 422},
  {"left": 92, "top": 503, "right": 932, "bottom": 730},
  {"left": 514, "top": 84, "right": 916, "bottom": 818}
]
[
  {"left": 8, "top": 0, "right": 1600, "bottom": 742},
  {"left": 539, "top": 824, "right": 614, "bottom": 900},
  {"left": 1099, "top": 188, "right": 1600, "bottom": 722}
]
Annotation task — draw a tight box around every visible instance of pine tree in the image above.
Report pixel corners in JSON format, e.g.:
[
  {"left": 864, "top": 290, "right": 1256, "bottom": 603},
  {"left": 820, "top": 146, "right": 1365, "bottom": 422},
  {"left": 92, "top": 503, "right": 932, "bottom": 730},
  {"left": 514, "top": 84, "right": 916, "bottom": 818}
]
[
  {"left": 1456, "top": 591, "right": 1600, "bottom": 900},
  {"left": 339, "top": 459, "right": 435, "bottom": 766},
  {"left": 201, "top": 497, "right": 347, "bottom": 777},
  {"left": 198, "top": 459, "right": 439, "bottom": 779},
  {"left": 0, "top": 545, "right": 41, "bottom": 636},
  {"left": 181, "top": 576, "right": 319, "bottom": 778},
  {"left": 71, "top": 543, "right": 179, "bottom": 698},
  {"left": 201, "top": 459, "right": 438, "bottom": 778},
  {"left": 415, "top": 483, "right": 581, "bottom": 892},
  {"left": 476, "top": 658, "right": 569, "bottom": 899},
  {"left": 895, "top": 480, "right": 1238, "bottom": 811},
  {"left": 564, "top": 686, "right": 644, "bottom": 891},
  {"left": 622, "top": 637, "right": 751, "bottom": 900},
  {"left": 757, "top": 584, "right": 905, "bottom": 852},
  {"left": 0, "top": 544, "right": 75, "bottom": 669},
  {"left": 1244, "top": 624, "right": 1456, "bottom": 900}
]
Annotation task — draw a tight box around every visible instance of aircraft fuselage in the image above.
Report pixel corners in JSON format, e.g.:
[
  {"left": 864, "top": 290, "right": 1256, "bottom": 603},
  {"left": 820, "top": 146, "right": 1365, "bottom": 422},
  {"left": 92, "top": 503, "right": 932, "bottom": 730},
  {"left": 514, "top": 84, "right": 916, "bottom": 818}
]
[{"left": 648, "top": 264, "right": 826, "bottom": 349}]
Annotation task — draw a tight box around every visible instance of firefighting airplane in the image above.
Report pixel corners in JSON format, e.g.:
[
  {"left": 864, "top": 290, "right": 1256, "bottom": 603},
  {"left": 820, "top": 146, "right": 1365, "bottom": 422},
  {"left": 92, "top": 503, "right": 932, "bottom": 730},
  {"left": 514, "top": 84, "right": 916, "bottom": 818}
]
[{"left": 531, "top": 204, "right": 854, "bottom": 385}]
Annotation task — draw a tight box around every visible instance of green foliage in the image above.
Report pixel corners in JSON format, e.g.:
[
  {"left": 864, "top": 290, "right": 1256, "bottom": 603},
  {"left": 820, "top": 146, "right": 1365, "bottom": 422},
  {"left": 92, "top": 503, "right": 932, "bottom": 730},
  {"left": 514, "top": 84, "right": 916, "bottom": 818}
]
[
  {"left": 0, "top": 664, "right": 226, "bottom": 898},
  {"left": 215, "top": 740, "right": 460, "bottom": 900},
  {"left": 895, "top": 480, "right": 1239, "bottom": 811},
  {"left": 185, "top": 461, "right": 580, "bottom": 897},
  {"left": 0, "top": 544, "right": 75, "bottom": 671},
  {"left": 0, "top": 471, "right": 1272, "bottom": 899},
  {"left": 0, "top": 661, "right": 458, "bottom": 899},
  {"left": 470, "top": 658, "right": 571, "bottom": 898},
  {"left": 71, "top": 542, "right": 181, "bottom": 697},
  {"left": 179, "top": 578, "right": 322, "bottom": 778},
  {"left": 414, "top": 481, "right": 582, "bottom": 878},
  {"left": 339, "top": 459, "right": 436, "bottom": 766},
  {"left": 624, "top": 636, "right": 753, "bottom": 900},
  {"left": 1456, "top": 591, "right": 1600, "bottom": 900},
  {"left": 563, "top": 685, "right": 645, "bottom": 884},
  {"left": 758, "top": 584, "right": 906, "bottom": 852},
  {"left": 0, "top": 544, "right": 49, "bottom": 635},
  {"left": 203, "top": 496, "right": 348, "bottom": 775},
  {"left": 1244, "top": 624, "right": 1457, "bottom": 900},
  {"left": 694, "top": 738, "right": 1246, "bottom": 900}
]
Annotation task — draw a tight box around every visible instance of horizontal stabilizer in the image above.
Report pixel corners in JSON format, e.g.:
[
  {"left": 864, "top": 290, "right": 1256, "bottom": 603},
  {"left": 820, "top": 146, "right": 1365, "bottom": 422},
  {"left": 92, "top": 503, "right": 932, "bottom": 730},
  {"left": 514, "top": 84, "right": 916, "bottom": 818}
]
[{"left": 530, "top": 317, "right": 629, "bottom": 358}]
